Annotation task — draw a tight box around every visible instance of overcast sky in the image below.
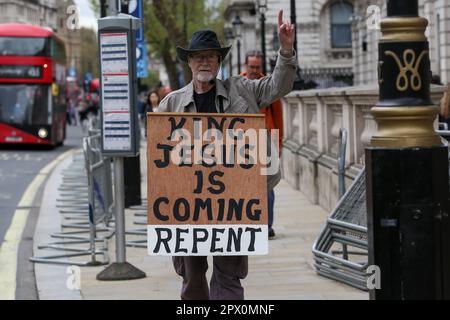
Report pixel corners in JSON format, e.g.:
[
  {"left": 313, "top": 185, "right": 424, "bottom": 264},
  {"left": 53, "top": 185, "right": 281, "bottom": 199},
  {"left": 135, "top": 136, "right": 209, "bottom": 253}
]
[{"left": 74, "top": 0, "right": 98, "bottom": 30}]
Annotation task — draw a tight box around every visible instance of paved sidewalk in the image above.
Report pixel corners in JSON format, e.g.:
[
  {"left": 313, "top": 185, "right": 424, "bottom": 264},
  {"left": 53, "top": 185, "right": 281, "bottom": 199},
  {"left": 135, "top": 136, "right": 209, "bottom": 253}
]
[{"left": 33, "top": 142, "right": 368, "bottom": 300}]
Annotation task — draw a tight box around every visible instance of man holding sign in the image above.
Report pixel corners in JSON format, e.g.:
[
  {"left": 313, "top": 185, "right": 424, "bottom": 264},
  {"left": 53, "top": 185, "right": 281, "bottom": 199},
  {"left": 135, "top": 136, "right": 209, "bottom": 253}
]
[{"left": 155, "top": 10, "right": 296, "bottom": 300}]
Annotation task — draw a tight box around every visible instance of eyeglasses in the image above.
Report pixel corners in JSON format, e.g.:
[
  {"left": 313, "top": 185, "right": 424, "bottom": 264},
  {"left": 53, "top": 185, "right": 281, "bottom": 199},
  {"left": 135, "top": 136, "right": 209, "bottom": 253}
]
[{"left": 189, "top": 53, "right": 219, "bottom": 63}]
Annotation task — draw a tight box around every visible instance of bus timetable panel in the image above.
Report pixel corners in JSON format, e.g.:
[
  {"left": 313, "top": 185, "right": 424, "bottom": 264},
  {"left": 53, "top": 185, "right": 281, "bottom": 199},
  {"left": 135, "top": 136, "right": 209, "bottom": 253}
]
[{"left": 98, "top": 15, "right": 140, "bottom": 157}]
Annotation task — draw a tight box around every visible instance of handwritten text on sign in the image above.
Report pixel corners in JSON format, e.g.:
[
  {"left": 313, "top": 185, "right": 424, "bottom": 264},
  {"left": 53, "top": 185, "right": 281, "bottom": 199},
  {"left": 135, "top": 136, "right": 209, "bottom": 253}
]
[{"left": 147, "top": 113, "right": 274, "bottom": 256}]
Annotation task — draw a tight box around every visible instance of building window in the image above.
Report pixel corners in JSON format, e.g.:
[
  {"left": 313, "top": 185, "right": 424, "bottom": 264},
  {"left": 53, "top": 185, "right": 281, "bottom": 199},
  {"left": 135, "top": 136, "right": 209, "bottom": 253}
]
[{"left": 330, "top": 1, "right": 353, "bottom": 48}]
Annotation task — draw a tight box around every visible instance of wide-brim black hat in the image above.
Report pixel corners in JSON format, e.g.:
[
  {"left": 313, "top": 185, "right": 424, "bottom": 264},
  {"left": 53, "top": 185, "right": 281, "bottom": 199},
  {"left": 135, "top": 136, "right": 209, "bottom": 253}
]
[{"left": 177, "top": 29, "right": 231, "bottom": 63}]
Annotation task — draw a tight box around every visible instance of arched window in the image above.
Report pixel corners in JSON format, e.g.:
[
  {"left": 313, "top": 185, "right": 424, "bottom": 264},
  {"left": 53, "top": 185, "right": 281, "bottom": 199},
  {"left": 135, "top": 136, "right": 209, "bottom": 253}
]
[{"left": 330, "top": 2, "right": 353, "bottom": 48}]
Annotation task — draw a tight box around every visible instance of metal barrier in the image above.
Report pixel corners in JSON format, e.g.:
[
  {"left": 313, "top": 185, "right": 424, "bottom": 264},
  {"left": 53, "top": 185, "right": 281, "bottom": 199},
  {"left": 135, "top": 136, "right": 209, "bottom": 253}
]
[
  {"left": 437, "top": 130, "right": 450, "bottom": 143},
  {"left": 125, "top": 200, "right": 148, "bottom": 248},
  {"left": 312, "top": 169, "right": 368, "bottom": 290},
  {"left": 312, "top": 130, "right": 450, "bottom": 290},
  {"left": 84, "top": 132, "right": 114, "bottom": 226},
  {"left": 30, "top": 129, "right": 114, "bottom": 266},
  {"left": 337, "top": 129, "right": 347, "bottom": 199},
  {"left": 312, "top": 128, "right": 369, "bottom": 291}
]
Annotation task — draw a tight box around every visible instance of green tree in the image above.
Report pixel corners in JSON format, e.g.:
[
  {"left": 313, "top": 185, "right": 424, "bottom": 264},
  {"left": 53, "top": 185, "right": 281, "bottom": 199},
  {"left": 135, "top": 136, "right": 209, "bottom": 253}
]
[
  {"left": 145, "top": 0, "right": 224, "bottom": 90},
  {"left": 140, "top": 69, "right": 163, "bottom": 92},
  {"left": 79, "top": 28, "right": 99, "bottom": 79},
  {"left": 89, "top": 0, "right": 100, "bottom": 16},
  {"left": 89, "top": 0, "right": 225, "bottom": 90}
]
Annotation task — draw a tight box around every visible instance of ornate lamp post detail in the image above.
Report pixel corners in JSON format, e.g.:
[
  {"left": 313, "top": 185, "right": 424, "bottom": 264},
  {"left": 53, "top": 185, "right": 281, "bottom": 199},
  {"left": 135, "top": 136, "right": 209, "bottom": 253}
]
[{"left": 371, "top": 0, "right": 437, "bottom": 147}]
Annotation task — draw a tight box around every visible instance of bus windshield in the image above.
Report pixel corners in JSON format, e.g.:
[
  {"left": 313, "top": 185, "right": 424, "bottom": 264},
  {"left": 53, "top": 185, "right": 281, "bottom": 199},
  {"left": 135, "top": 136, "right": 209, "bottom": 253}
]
[
  {"left": 0, "top": 84, "right": 49, "bottom": 125},
  {"left": 0, "top": 37, "right": 50, "bottom": 56}
]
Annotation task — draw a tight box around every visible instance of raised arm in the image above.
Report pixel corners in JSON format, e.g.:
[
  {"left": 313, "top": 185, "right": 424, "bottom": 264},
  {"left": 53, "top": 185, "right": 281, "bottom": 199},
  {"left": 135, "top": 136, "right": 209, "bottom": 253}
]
[
  {"left": 240, "top": 10, "right": 297, "bottom": 107},
  {"left": 278, "top": 10, "right": 295, "bottom": 58}
]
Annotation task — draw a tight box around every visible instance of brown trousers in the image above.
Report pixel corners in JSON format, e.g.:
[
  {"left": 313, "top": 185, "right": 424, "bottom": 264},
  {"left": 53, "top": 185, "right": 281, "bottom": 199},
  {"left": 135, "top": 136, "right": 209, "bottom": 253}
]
[{"left": 172, "top": 256, "right": 248, "bottom": 300}]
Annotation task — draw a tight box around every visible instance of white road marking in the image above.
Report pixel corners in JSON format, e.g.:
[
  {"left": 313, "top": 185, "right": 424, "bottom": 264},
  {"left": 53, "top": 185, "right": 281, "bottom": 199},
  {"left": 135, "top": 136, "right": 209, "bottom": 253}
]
[
  {"left": 0, "top": 149, "right": 74, "bottom": 300},
  {"left": 0, "top": 153, "right": 43, "bottom": 162}
]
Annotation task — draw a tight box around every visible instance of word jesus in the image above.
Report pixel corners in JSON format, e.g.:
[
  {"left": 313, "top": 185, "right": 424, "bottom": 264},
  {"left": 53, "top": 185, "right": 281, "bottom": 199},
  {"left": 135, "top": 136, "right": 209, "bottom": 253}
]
[{"left": 154, "top": 117, "right": 279, "bottom": 175}]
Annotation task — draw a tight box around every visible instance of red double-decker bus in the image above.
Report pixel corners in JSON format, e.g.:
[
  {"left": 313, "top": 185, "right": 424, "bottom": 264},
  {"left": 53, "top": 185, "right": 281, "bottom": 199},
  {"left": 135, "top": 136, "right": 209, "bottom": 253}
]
[{"left": 0, "top": 23, "right": 67, "bottom": 146}]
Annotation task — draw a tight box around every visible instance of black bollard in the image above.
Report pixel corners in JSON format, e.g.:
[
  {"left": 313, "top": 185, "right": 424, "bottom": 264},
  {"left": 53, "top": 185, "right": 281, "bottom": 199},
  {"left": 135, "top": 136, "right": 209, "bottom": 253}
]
[
  {"left": 124, "top": 153, "right": 142, "bottom": 208},
  {"left": 366, "top": 0, "right": 450, "bottom": 299},
  {"left": 387, "top": 0, "right": 418, "bottom": 17}
]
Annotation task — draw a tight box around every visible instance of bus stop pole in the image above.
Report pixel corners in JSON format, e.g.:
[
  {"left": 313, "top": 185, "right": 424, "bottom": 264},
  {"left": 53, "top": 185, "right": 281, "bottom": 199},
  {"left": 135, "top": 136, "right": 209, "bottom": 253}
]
[
  {"left": 114, "top": 157, "right": 126, "bottom": 263},
  {"left": 96, "top": 0, "right": 145, "bottom": 281}
]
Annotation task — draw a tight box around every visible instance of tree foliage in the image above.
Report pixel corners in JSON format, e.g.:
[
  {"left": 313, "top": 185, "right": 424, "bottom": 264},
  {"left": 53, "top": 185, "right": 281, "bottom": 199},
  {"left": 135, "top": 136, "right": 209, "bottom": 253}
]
[
  {"left": 79, "top": 27, "right": 99, "bottom": 79},
  {"left": 89, "top": 0, "right": 100, "bottom": 15},
  {"left": 89, "top": 0, "right": 225, "bottom": 90},
  {"left": 144, "top": 0, "right": 224, "bottom": 90}
]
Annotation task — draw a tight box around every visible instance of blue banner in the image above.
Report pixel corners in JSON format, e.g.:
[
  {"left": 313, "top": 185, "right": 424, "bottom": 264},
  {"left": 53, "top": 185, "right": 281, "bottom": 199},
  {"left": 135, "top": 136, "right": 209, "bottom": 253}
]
[
  {"left": 69, "top": 67, "right": 77, "bottom": 78},
  {"left": 137, "top": 42, "right": 148, "bottom": 78},
  {"left": 129, "top": 0, "right": 144, "bottom": 42},
  {"left": 129, "top": 0, "right": 148, "bottom": 78}
]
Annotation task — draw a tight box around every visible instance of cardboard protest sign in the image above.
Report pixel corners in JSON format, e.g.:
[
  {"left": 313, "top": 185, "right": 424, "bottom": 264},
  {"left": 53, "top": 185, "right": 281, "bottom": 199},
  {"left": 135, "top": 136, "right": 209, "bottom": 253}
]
[{"left": 147, "top": 113, "right": 272, "bottom": 256}]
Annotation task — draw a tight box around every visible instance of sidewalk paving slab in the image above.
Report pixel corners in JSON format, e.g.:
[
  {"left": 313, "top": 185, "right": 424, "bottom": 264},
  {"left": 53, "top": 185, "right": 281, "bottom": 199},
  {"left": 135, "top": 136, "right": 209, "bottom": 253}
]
[{"left": 33, "top": 142, "right": 368, "bottom": 300}]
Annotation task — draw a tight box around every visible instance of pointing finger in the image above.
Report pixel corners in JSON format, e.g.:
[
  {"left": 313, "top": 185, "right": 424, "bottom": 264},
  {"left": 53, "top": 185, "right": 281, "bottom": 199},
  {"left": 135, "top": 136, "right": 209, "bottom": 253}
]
[{"left": 278, "top": 10, "right": 283, "bottom": 28}]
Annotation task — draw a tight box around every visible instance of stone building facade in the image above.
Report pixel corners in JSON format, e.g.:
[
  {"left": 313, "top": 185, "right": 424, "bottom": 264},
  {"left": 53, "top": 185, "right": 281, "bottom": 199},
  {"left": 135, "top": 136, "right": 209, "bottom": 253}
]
[
  {"left": 352, "top": 0, "right": 450, "bottom": 85},
  {"left": 224, "top": 0, "right": 355, "bottom": 88},
  {"left": 224, "top": 0, "right": 450, "bottom": 87},
  {"left": 0, "top": 0, "right": 57, "bottom": 30},
  {"left": 55, "top": 0, "right": 82, "bottom": 78}
]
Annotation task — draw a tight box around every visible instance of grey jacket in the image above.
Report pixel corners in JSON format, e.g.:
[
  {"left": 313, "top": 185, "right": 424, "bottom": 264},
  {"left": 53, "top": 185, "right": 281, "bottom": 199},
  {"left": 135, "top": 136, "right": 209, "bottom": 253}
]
[{"left": 158, "top": 50, "right": 298, "bottom": 190}]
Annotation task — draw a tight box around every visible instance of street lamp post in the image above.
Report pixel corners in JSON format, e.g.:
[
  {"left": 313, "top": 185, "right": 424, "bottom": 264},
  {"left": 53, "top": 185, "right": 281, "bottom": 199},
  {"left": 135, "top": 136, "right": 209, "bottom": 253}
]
[
  {"left": 366, "top": 0, "right": 450, "bottom": 299},
  {"left": 100, "top": 0, "right": 107, "bottom": 17},
  {"left": 232, "top": 15, "right": 243, "bottom": 74},
  {"left": 290, "top": 0, "right": 298, "bottom": 56},
  {"left": 224, "top": 28, "right": 234, "bottom": 77},
  {"left": 120, "top": 0, "right": 130, "bottom": 13},
  {"left": 290, "top": 0, "right": 304, "bottom": 90},
  {"left": 237, "top": 38, "right": 242, "bottom": 74},
  {"left": 106, "top": 0, "right": 119, "bottom": 16},
  {"left": 257, "top": 0, "right": 268, "bottom": 74}
]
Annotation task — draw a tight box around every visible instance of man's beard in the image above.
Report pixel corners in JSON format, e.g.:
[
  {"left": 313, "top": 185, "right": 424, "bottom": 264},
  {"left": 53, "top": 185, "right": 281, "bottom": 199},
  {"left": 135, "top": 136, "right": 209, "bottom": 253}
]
[{"left": 195, "top": 71, "right": 216, "bottom": 83}]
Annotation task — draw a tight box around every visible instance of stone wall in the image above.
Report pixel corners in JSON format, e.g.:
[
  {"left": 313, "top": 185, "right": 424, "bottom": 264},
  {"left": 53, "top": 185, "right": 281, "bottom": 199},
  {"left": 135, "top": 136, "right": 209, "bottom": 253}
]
[
  {"left": 281, "top": 85, "right": 446, "bottom": 212},
  {"left": 0, "top": 0, "right": 57, "bottom": 30}
]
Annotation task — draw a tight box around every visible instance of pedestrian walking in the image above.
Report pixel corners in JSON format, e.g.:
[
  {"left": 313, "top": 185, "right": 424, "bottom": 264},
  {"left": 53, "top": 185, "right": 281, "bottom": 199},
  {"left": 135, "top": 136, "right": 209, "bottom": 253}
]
[
  {"left": 157, "top": 10, "right": 297, "bottom": 300},
  {"left": 68, "top": 99, "right": 77, "bottom": 126}
]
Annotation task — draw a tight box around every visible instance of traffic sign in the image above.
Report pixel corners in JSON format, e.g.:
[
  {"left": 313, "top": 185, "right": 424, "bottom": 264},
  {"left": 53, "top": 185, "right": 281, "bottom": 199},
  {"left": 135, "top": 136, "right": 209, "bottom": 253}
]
[
  {"left": 128, "top": 0, "right": 144, "bottom": 42},
  {"left": 69, "top": 67, "right": 77, "bottom": 78},
  {"left": 137, "top": 42, "right": 148, "bottom": 78}
]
